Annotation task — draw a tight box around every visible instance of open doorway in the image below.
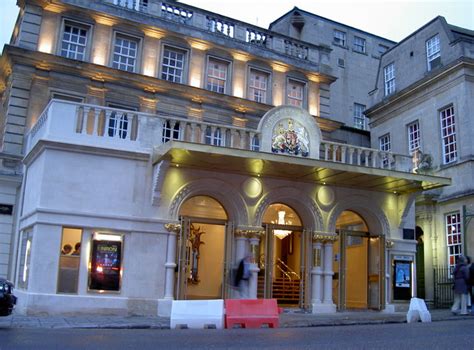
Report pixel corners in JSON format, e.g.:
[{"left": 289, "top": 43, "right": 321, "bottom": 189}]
[
  {"left": 259, "top": 204, "right": 310, "bottom": 308},
  {"left": 176, "top": 196, "right": 231, "bottom": 300}
]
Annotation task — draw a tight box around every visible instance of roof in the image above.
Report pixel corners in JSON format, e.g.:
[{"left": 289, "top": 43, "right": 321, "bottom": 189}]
[{"left": 269, "top": 7, "right": 396, "bottom": 44}]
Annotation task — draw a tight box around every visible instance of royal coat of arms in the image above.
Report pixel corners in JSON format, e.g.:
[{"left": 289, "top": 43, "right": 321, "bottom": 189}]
[{"left": 271, "top": 119, "right": 309, "bottom": 157}]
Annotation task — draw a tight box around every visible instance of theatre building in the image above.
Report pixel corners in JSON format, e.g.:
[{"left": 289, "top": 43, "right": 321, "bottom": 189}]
[{"left": 0, "top": 0, "right": 449, "bottom": 315}]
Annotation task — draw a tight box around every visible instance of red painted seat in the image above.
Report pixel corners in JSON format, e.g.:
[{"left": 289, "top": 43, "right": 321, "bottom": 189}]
[{"left": 225, "top": 299, "right": 280, "bottom": 329}]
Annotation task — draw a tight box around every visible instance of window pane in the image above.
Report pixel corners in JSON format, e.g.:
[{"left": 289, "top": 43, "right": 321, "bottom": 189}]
[
  {"left": 112, "top": 34, "right": 138, "bottom": 72},
  {"left": 57, "top": 228, "right": 82, "bottom": 294},
  {"left": 60, "top": 22, "right": 88, "bottom": 61}
]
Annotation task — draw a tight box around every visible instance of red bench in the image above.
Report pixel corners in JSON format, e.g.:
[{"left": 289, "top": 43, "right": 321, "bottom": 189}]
[{"left": 225, "top": 299, "right": 281, "bottom": 329}]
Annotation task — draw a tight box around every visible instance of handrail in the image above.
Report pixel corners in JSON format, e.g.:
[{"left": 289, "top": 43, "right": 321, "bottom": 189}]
[
  {"left": 277, "top": 258, "right": 300, "bottom": 280},
  {"left": 275, "top": 264, "right": 293, "bottom": 281}
]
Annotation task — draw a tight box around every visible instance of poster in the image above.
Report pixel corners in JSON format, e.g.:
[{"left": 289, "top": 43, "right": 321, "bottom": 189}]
[
  {"left": 89, "top": 240, "right": 122, "bottom": 291},
  {"left": 395, "top": 262, "right": 411, "bottom": 288}
]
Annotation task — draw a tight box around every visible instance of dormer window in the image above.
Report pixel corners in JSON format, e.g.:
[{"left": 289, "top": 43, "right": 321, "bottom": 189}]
[{"left": 426, "top": 34, "right": 441, "bottom": 71}]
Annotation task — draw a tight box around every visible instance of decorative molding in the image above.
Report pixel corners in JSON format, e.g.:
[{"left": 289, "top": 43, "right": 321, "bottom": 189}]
[
  {"left": 151, "top": 160, "right": 170, "bottom": 206},
  {"left": 385, "top": 239, "right": 395, "bottom": 249},
  {"left": 312, "top": 231, "right": 338, "bottom": 242},
  {"left": 164, "top": 223, "right": 181, "bottom": 234},
  {"left": 235, "top": 229, "right": 265, "bottom": 239}
]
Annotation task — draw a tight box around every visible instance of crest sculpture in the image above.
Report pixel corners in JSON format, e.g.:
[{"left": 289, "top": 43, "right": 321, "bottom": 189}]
[{"left": 271, "top": 119, "right": 309, "bottom": 157}]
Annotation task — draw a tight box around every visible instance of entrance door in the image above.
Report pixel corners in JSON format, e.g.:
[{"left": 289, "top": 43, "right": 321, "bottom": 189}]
[
  {"left": 175, "top": 216, "right": 232, "bottom": 300},
  {"left": 337, "top": 230, "right": 384, "bottom": 310}
]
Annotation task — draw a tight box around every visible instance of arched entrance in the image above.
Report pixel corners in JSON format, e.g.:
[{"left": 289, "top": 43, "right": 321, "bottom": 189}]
[
  {"left": 260, "top": 203, "right": 310, "bottom": 308},
  {"left": 334, "top": 211, "right": 385, "bottom": 310},
  {"left": 176, "top": 195, "right": 231, "bottom": 300}
]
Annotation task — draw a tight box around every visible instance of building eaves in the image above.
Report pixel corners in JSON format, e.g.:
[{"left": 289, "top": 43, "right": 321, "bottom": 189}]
[{"left": 269, "top": 6, "right": 397, "bottom": 44}]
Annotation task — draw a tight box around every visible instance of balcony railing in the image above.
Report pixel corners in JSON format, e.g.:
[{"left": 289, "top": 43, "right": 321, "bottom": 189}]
[
  {"left": 102, "top": 0, "right": 328, "bottom": 66},
  {"left": 27, "top": 101, "right": 414, "bottom": 173}
]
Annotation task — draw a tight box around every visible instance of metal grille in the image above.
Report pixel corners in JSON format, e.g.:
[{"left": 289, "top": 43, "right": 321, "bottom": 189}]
[{"left": 433, "top": 265, "right": 453, "bottom": 308}]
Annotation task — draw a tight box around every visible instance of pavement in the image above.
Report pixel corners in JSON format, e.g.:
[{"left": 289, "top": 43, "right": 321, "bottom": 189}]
[{"left": 0, "top": 308, "right": 472, "bottom": 329}]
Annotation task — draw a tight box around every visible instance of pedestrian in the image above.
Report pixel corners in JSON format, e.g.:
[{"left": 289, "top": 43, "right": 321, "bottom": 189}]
[
  {"left": 451, "top": 255, "right": 470, "bottom": 315},
  {"left": 234, "top": 255, "right": 252, "bottom": 299},
  {"left": 468, "top": 256, "right": 474, "bottom": 314}
]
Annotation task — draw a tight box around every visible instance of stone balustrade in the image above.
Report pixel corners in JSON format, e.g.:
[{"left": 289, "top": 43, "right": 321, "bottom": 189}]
[
  {"left": 26, "top": 101, "right": 414, "bottom": 173},
  {"left": 105, "top": 0, "right": 327, "bottom": 65}
]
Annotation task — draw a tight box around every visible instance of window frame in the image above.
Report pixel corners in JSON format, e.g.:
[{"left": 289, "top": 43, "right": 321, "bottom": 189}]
[
  {"left": 445, "top": 212, "right": 463, "bottom": 268},
  {"left": 247, "top": 67, "right": 271, "bottom": 104},
  {"left": 286, "top": 77, "right": 307, "bottom": 108},
  {"left": 439, "top": 105, "right": 457, "bottom": 164},
  {"left": 333, "top": 29, "right": 346, "bottom": 47},
  {"left": 379, "top": 133, "right": 391, "bottom": 167},
  {"left": 58, "top": 19, "right": 93, "bottom": 61},
  {"left": 160, "top": 44, "right": 188, "bottom": 84},
  {"left": 426, "top": 34, "right": 441, "bottom": 71},
  {"left": 353, "top": 103, "right": 367, "bottom": 130},
  {"left": 378, "top": 44, "right": 389, "bottom": 55},
  {"left": 162, "top": 120, "right": 181, "bottom": 143},
  {"left": 111, "top": 31, "right": 142, "bottom": 73},
  {"left": 206, "top": 56, "right": 232, "bottom": 94},
  {"left": 383, "top": 63, "right": 396, "bottom": 96},
  {"left": 106, "top": 103, "right": 137, "bottom": 140},
  {"left": 353, "top": 36, "right": 366, "bottom": 53},
  {"left": 407, "top": 120, "right": 421, "bottom": 154}
]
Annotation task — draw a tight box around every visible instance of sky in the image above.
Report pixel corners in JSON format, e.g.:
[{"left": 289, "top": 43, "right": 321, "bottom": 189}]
[{"left": 0, "top": 0, "right": 473, "bottom": 50}]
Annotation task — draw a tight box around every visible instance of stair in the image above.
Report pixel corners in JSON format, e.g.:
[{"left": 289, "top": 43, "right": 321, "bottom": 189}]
[{"left": 257, "top": 276, "right": 301, "bottom": 304}]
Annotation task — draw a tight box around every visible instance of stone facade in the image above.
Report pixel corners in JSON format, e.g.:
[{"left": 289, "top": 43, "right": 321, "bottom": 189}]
[
  {"left": 0, "top": 0, "right": 453, "bottom": 316},
  {"left": 366, "top": 16, "right": 474, "bottom": 303}
]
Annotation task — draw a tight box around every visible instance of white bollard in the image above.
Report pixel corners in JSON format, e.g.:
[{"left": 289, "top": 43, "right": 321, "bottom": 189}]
[
  {"left": 170, "top": 299, "right": 225, "bottom": 329},
  {"left": 406, "top": 297, "right": 431, "bottom": 323}
]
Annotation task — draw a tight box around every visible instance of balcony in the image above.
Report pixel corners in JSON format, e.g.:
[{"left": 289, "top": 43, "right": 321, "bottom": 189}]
[
  {"left": 27, "top": 101, "right": 450, "bottom": 194},
  {"left": 101, "top": 0, "right": 330, "bottom": 69}
]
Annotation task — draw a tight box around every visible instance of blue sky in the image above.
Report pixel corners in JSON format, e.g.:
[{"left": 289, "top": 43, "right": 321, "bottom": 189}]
[{"left": 1, "top": 0, "right": 473, "bottom": 51}]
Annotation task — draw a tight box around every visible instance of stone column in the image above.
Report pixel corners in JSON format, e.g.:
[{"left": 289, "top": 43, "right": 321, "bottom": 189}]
[
  {"left": 311, "top": 232, "right": 337, "bottom": 313},
  {"left": 311, "top": 240, "right": 323, "bottom": 305},
  {"left": 383, "top": 239, "right": 395, "bottom": 313},
  {"left": 234, "top": 230, "right": 248, "bottom": 264},
  {"left": 163, "top": 223, "right": 181, "bottom": 300},
  {"left": 248, "top": 230, "right": 263, "bottom": 299}
]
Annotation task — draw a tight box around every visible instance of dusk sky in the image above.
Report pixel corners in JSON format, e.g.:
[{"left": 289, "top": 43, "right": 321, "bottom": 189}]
[{"left": 0, "top": 0, "right": 473, "bottom": 51}]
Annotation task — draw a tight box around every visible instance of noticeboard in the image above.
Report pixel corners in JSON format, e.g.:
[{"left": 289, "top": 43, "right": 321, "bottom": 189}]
[
  {"left": 89, "top": 240, "right": 122, "bottom": 291},
  {"left": 393, "top": 258, "right": 413, "bottom": 300}
]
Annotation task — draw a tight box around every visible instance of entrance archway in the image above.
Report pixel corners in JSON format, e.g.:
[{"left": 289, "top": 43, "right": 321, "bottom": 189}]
[
  {"left": 177, "top": 196, "right": 231, "bottom": 300},
  {"left": 334, "top": 210, "right": 384, "bottom": 310},
  {"left": 260, "top": 203, "right": 310, "bottom": 307}
]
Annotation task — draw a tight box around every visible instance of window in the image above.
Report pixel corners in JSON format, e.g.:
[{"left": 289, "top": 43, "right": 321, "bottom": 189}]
[
  {"left": 384, "top": 63, "right": 395, "bottom": 96},
  {"left": 426, "top": 34, "right": 440, "bottom": 71},
  {"left": 248, "top": 69, "right": 269, "bottom": 103},
  {"left": 333, "top": 30, "right": 346, "bottom": 46},
  {"left": 251, "top": 135, "right": 260, "bottom": 151},
  {"left": 205, "top": 126, "right": 223, "bottom": 146},
  {"left": 379, "top": 133, "right": 391, "bottom": 167},
  {"left": 107, "top": 104, "right": 136, "bottom": 140},
  {"left": 207, "top": 58, "right": 229, "bottom": 94},
  {"left": 353, "top": 36, "right": 366, "bottom": 53},
  {"left": 407, "top": 121, "right": 421, "bottom": 154},
  {"left": 446, "top": 212, "right": 462, "bottom": 267},
  {"left": 378, "top": 44, "right": 389, "bottom": 55},
  {"left": 60, "top": 21, "right": 89, "bottom": 61},
  {"left": 440, "top": 105, "right": 457, "bottom": 164},
  {"left": 112, "top": 33, "right": 139, "bottom": 72},
  {"left": 17, "top": 230, "right": 32, "bottom": 289},
  {"left": 89, "top": 233, "right": 123, "bottom": 292},
  {"left": 287, "top": 79, "right": 305, "bottom": 107},
  {"left": 353, "top": 103, "right": 367, "bottom": 130},
  {"left": 161, "top": 46, "right": 186, "bottom": 83},
  {"left": 162, "top": 120, "right": 181, "bottom": 143},
  {"left": 58, "top": 228, "right": 82, "bottom": 294}
]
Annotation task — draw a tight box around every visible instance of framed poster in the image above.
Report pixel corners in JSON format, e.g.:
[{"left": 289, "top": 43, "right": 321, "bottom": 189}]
[{"left": 89, "top": 239, "right": 122, "bottom": 291}]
